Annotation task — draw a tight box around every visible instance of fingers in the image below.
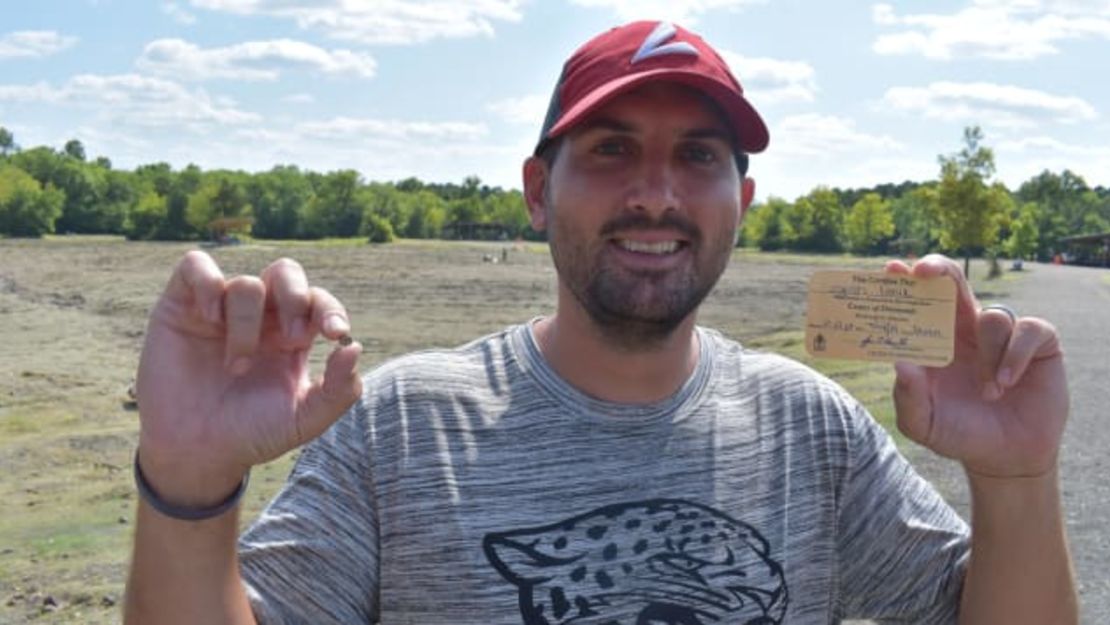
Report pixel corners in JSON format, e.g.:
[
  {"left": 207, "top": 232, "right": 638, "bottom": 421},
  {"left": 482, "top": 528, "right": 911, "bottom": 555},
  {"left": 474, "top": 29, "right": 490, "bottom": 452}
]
[
  {"left": 976, "top": 307, "right": 1014, "bottom": 400},
  {"left": 309, "top": 286, "right": 351, "bottom": 341},
  {"left": 224, "top": 273, "right": 350, "bottom": 374},
  {"left": 166, "top": 250, "right": 226, "bottom": 324},
  {"left": 883, "top": 259, "right": 911, "bottom": 275},
  {"left": 892, "top": 361, "right": 934, "bottom": 446},
  {"left": 295, "top": 340, "right": 364, "bottom": 445},
  {"left": 978, "top": 312, "right": 1062, "bottom": 399},
  {"left": 1002, "top": 319, "right": 1062, "bottom": 383},
  {"left": 224, "top": 276, "right": 266, "bottom": 374},
  {"left": 261, "top": 258, "right": 311, "bottom": 343},
  {"left": 164, "top": 252, "right": 352, "bottom": 374},
  {"left": 907, "top": 254, "right": 979, "bottom": 336}
]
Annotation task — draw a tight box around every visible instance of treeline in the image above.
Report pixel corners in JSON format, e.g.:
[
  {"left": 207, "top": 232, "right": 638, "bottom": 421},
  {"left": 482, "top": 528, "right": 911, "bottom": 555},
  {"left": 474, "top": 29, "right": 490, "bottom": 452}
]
[
  {"left": 0, "top": 126, "right": 533, "bottom": 243},
  {"left": 742, "top": 127, "right": 1110, "bottom": 265},
  {"left": 1, "top": 125, "right": 1108, "bottom": 264}
]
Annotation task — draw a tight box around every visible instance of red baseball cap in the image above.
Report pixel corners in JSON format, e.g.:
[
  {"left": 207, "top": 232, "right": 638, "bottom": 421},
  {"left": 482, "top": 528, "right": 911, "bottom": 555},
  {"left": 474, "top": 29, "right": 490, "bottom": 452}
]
[{"left": 535, "top": 20, "right": 769, "bottom": 156}]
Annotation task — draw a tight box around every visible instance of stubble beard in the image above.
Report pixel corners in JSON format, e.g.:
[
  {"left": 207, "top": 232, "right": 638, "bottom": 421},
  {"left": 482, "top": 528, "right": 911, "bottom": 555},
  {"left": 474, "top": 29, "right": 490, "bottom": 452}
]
[{"left": 549, "top": 212, "right": 732, "bottom": 352}]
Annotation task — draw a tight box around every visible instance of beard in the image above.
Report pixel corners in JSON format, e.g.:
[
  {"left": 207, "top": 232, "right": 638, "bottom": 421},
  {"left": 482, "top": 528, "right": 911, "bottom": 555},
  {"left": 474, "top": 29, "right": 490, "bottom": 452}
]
[{"left": 548, "top": 210, "right": 733, "bottom": 351}]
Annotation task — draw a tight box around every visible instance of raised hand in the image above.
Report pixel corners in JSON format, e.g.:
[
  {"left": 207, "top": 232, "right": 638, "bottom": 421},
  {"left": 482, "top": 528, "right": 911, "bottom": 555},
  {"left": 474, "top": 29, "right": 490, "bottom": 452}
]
[
  {"left": 885, "top": 254, "right": 1068, "bottom": 478},
  {"left": 134, "top": 251, "right": 363, "bottom": 507}
]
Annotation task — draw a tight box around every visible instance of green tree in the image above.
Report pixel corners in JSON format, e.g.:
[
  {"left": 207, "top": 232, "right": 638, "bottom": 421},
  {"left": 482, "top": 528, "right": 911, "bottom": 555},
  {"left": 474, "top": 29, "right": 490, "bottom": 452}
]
[
  {"left": 934, "top": 126, "right": 1010, "bottom": 276},
  {"left": 741, "top": 197, "right": 793, "bottom": 251},
  {"left": 172, "top": 165, "right": 203, "bottom": 239},
  {"left": 447, "top": 195, "right": 483, "bottom": 225},
  {"left": 362, "top": 182, "right": 407, "bottom": 236},
  {"left": 132, "top": 162, "right": 203, "bottom": 239},
  {"left": 403, "top": 190, "right": 447, "bottom": 239},
  {"left": 788, "top": 187, "right": 843, "bottom": 252},
  {"left": 10, "top": 146, "right": 65, "bottom": 190},
  {"left": 0, "top": 127, "right": 15, "bottom": 157},
  {"left": 248, "top": 165, "right": 313, "bottom": 239},
  {"left": 63, "top": 138, "right": 86, "bottom": 161},
  {"left": 124, "top": 190, "right": 169, "bottom": 240},
  {"left": 186, "top": 175, "right": 252, "bottom": 239},
  {"left": 303, "top": 170, "right": 366, "bottom": 238},
  {"left": 11, "top": 146, "right": 126, "bottom": 234},
  {"left": 0, "top": 165, "right": 64, "bottom": 236},
  {"left": 845, "top": 192, "right": 895, "bottom": 255},
  {"left": 363, "top": 213, "right": 395, "bottom": 243},
  {"left": 1005, "top": 203, "right": 1041, "bottom": 262},
  {"left": 890, "top": 185, "right": 939, "bottom": 256},
  {"left": 484, "top": 191, "right": 528, "bottom": 238},
  {"left": 1016, "top": 170, "right": 1091, "bottom": 259}
]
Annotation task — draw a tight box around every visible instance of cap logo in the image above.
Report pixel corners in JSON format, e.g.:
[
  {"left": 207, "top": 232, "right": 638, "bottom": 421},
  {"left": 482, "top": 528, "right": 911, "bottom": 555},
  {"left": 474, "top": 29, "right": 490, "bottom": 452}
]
[{"left": 630, "top": 22, "right": 698, "bottom": 65}]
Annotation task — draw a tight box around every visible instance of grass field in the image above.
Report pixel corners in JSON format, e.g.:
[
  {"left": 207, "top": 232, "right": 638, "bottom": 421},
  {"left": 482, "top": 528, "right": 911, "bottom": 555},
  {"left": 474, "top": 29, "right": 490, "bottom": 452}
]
[{"left": 0, "top": 237, "right": 1009, "bottom": 623}]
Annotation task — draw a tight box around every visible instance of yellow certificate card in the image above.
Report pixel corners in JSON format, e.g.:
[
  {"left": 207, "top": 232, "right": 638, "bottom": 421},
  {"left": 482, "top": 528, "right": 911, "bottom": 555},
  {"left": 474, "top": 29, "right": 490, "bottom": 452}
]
[{"left": 805, "top": 270, "right": 957, "bottom": 366}]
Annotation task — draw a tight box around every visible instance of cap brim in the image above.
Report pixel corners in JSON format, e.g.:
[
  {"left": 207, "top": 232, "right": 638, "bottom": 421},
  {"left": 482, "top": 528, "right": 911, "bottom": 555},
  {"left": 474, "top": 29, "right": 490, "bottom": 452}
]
[{"left": 542, "top": 67, "right": 769, "bottom": 154}]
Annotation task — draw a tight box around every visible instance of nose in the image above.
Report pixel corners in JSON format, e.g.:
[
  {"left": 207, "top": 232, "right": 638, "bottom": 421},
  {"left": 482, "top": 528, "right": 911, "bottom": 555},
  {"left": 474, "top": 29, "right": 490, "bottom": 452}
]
[{"left": 626, "top": 153, "right": 680, "bottom": 217}]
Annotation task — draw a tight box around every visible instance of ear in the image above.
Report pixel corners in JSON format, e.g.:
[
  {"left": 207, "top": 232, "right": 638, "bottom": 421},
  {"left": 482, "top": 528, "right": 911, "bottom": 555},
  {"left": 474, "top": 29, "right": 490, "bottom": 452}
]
[
  {"left": 522, "top": 156, "right": 549, "bottom": 232},
  {"left": 740, "top": 177, "right": 756, "bottom": 220}
]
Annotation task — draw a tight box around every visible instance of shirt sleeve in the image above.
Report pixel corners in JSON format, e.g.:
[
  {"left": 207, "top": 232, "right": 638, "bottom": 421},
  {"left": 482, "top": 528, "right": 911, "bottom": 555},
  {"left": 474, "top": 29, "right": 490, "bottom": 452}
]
[
  {"left": 238, "top": 399, "right": 379, "bottom": 625},
  {"left": 834, "top": 401, "right": 970, "bottom": 624}
]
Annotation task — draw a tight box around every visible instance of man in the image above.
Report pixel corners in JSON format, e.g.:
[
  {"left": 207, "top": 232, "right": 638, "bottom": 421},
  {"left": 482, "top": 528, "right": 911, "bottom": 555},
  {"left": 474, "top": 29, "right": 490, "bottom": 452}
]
[{"left": 124, "top": 21, "right": 1077, "bottom": 624}]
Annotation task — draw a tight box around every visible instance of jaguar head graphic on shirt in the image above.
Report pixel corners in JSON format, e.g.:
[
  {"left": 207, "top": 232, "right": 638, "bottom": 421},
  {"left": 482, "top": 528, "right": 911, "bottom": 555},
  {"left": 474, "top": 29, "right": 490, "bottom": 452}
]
[{"left": 483, "top": 499, "right": 788, "bottom": 625}]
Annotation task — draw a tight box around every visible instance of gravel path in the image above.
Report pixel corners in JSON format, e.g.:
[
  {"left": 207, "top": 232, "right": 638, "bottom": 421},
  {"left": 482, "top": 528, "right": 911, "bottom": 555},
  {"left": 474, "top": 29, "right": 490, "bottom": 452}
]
[{"left": 904, "top": 262, "right": 1110, "bottom": 623}]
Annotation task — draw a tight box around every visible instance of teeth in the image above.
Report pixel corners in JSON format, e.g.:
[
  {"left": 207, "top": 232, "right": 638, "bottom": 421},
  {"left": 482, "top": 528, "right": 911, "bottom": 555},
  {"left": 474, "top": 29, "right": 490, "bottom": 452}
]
[{"left": 619, "top": 240, "right": 679, "bottom": 254}]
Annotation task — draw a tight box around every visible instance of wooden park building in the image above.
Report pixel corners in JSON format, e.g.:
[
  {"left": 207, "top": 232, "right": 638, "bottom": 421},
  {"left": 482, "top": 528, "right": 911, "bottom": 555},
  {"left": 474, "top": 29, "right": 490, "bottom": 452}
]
[{"left": 1059, "top": 231, "right": 1110, "bottom": 267}]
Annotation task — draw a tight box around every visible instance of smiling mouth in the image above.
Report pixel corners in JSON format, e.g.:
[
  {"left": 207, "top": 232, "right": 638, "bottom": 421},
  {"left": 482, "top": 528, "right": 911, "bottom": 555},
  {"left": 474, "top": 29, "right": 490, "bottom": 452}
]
[{"left": 616, "top": 239, "right": 684, "bottom": 255}]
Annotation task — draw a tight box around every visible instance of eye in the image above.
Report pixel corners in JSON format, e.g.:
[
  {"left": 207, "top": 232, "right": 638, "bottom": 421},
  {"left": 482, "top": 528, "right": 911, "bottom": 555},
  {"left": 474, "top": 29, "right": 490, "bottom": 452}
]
[
  {"left": 592, "top": 137, "right": 630, "bottom": 157},
  {"left": 679, "top": 142, "right": 719, "bottom": 164}
]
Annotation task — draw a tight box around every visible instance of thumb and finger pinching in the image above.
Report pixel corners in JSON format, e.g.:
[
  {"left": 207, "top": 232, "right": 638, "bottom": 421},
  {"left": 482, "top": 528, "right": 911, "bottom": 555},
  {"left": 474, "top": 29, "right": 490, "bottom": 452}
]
[{"left": 293, "top": 340, "right": 364, "bottom": 446}]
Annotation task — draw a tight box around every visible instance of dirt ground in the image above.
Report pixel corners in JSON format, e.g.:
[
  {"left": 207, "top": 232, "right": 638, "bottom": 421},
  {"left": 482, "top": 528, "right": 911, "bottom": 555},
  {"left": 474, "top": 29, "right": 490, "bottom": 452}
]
[{"left": 1, "top": 236, "right": 1021, "bottom": 624}]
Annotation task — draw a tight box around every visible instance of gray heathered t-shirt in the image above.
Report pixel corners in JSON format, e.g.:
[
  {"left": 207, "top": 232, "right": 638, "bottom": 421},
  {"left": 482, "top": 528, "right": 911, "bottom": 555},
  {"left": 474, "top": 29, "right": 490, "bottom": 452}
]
[{"left": 239, "top": 323, "right": 970, "bottom": 624}]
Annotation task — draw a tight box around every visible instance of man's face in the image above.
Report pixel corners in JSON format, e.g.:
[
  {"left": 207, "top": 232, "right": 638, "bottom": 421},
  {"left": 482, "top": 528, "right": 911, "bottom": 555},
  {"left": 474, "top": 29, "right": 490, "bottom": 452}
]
[{"left": 525, "top": 82, "right": 750, "bottom": 347}]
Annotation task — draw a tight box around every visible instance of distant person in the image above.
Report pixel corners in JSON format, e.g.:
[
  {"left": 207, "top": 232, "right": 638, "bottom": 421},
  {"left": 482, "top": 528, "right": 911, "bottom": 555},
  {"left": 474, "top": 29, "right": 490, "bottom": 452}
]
[{"left": 124, "top": 20, "right": 1077, "bottom": 624}]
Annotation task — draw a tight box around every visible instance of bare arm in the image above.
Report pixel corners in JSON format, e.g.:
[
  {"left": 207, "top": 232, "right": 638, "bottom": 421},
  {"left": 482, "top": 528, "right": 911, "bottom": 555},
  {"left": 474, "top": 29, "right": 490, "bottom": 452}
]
[
  {"left": 887, "top": 255, "right": 1077, "bottom": 624},
  {"left": 123, "top": 251, "right": 362, "bottom": 624},
  {"left": 125, "top": 486, "right": 254, "bottom": 624},
  {"left": 959, "top": 470, "right": 1077, "bottom": 624}
]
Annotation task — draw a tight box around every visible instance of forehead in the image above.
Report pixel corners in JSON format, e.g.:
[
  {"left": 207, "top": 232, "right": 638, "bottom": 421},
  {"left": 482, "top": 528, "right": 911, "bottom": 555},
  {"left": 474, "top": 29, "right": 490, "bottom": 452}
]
[{"left": 570, "top": 81, "right": 734, "bottom": 136}]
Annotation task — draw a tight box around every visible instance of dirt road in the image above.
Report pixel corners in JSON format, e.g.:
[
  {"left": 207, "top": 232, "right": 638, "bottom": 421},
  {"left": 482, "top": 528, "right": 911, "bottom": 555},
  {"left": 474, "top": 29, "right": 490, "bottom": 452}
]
[{"left": 905, "top": 262, "right": 1110, "bottom": 623}]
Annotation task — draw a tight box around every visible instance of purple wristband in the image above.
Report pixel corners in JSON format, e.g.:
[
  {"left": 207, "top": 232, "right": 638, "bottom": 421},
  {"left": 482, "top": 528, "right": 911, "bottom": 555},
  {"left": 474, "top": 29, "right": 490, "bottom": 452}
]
[{"left": 133, "top": 451, "right": 249, "bottom": 521}]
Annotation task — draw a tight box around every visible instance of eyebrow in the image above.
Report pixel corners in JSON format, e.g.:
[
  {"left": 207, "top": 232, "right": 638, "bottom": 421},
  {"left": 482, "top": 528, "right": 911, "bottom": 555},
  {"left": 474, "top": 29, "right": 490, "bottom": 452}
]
[
  {"left": 572, "top": 117, "right": 634, "bottom": 135},
  {"left": 573, "top": 116, "right": 733, "bottom": 143}
]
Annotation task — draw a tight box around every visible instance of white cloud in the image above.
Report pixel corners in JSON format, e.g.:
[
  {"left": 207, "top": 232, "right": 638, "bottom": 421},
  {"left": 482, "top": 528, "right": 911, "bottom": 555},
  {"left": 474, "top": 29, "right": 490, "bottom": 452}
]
[
  {"left": 772, "top": 113, "right": 904, "bottom": 157},
  {"left": 872, "top": 0, "right": 1110, "bottom": 60},
  {"left": 282, "top": 92, "right": 315, "bottom": 104},
  {"left": 568, "top": 0, "right": 764, "bottom": 24},
  {"left": 487, "top": 94, "right": 548, "bottom": 126},
  {"left": 881, "top": 81, "right": 1097, "bottom": 128},
  {"left": 997, "top": 134, "right": 1110, "bottom": 163},
  {"left": 0, "top": 74, "right": 259, "bottom": 129},
  {"left": 995, "top": 135, "right": 1110, "bottom": 189},
  {"left": 207, "top": 117, "right": 521, "bottom": 187},
  {"left": 185, "top": 0, "right": 526, "bottom": 45},
  {"left": 162, "top": 2, "right": 197, "bottom": 24},
  {"left": 753, "top": 116, "right": 924, "bottom": 201},
  {"left": 720, "top": 51, "right": 817, "bottom": 104},
  {"left": 137, "top": 38, "right": 377, "bottom": 81},
  {"left": 297, "top": 116, "right": 487, "bottom": 141},
  {"left": 0, "top": 31, "right": 78, "bottom": 60}
]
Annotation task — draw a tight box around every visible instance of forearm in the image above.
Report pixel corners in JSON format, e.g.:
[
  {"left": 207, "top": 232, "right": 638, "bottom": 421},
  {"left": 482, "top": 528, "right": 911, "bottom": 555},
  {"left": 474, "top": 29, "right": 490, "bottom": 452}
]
[
  {"left": 123, "top": 457, "right": 256, "bottom": 625},
  {"left": 959, "top": 468, "right": 1077, "bottom": 625}
]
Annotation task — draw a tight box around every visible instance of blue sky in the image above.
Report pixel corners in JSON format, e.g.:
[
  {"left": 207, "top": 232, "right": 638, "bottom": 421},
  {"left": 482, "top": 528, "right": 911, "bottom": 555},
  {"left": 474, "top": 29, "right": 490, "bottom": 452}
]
[{"left": 2, "top": 0, "right": 1108, "bottom": 201}]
